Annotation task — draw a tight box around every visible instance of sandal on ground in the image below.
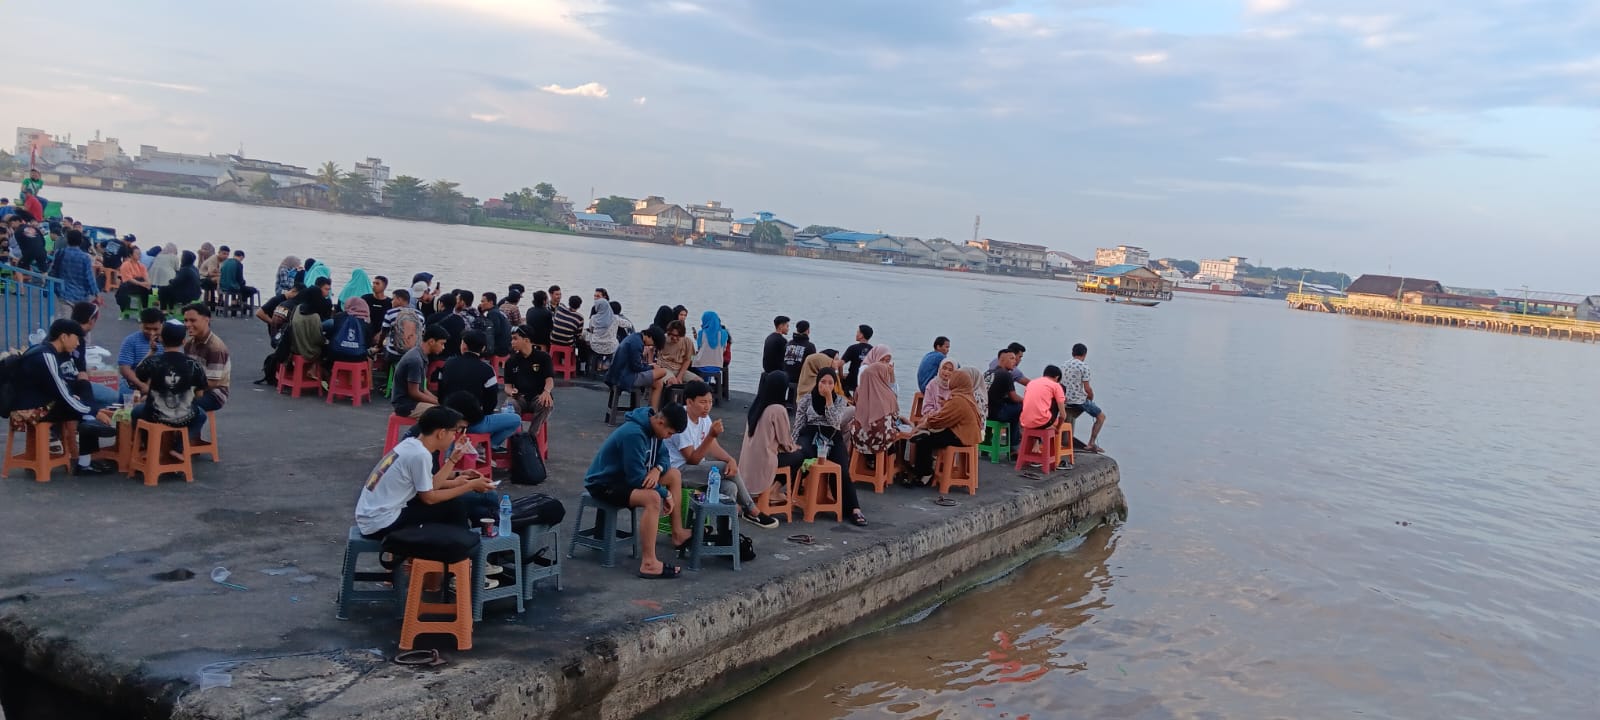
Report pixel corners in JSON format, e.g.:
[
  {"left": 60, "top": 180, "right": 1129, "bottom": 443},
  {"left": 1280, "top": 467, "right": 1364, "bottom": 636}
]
[
  {"left": 850, "top": 510, "right": 868, "bottom": 527},
  {"left": 933, "top": 496, "right": 958, "bottom": 507},
  {"left": 786, "top": 534, "right": 815, "bottom": 545},
  {"left": 638, "top": 563, "right": 681, "bottom": 579},
  {"left": 393, "top": 649, "right": 447, "bottom": 668}
]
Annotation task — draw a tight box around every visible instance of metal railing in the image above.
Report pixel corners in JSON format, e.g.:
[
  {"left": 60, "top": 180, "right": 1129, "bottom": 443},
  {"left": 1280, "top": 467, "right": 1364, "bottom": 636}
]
[{"left": 1, "top": 263, "right": 60, "bottom": 351}]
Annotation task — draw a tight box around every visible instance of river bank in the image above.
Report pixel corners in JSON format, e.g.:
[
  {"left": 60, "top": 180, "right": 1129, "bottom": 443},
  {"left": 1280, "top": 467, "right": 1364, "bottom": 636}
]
[{"left": 0, "top": 311, "right": 1125, "bottom": 720}]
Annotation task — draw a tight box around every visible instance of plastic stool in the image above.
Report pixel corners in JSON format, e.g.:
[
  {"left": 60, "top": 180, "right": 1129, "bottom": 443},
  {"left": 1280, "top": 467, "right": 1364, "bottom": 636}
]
[
  {"left": 978, "top": 420, "right": 1011, "bottom": 464},
  {"left": 130, "top": 420, "right": 195, "bottom": 485},
  {"left": 550, "top": 344, "right": 577, "bottom": 380},
  {"left": 934, "top": 445, "right": 980, "bottom": 495},
  {"left": 909, "top": 392, "right": 925, "bottom": 425},
  {"left": 118, "top": 295, "right": 145, "bottom": 321},
  {"left": 3, "top": 420, "right": 72, "bottom": 481},
  {"left": 183, "top": 411, "right": 221, "bottom": 464},
  {"left": 848, "top": 449, "right": 895, "bottom": 493},
  {"left": 488, "top": 354, "right": 507, "bottom": 381},
  {"left": 605, "top": 384, "right": 642, "bottom": 425},
  {"left": 663, "top": 383, "right": 686, "bottom": 408},
  {"left": 1015, "top": 426, "right": 1057, "bottom": 471},
  {"left": 337, "top": 526, "right": 396, "bottom": 620},
  {"left": 384, "top": 414, "right": 417, "bottom": 454},
  {"left": 1055, "top": 421, "right": 1075, "bottom": 470},
  {"left": 518, "top": 524, "right": 563, "bottom": 597},
  {"left": 472, "top": 531, "right": 523, "bottom": 621},
  {"left": 568, "top": 491, "right": 640, "bottom": 567},
  {"left": 276, "top": 356, "right": 322, "bottom": 398},
  {"left": 794, "top": 460, "right": 843, "bottom": 522},
  {"left": 327, "top": 360, "right": 373, "bottom": 406},
  {"left": 458, "top": 432, "right": 493, "bottom": 472},
  {"left": 398, "top": 558, "right": 473, "bottom": 650},
  {"left": 687, "top": 498, "right": 742, "bottom": 571},
  {"left": 518, "top": 413, "right": 550, "bottom": 460},
  {"left": 699, "top": 368, "right": 723, "bottom": 406},
  {"left": 753, "top": 467, "right": 793, "bottom": 523}
]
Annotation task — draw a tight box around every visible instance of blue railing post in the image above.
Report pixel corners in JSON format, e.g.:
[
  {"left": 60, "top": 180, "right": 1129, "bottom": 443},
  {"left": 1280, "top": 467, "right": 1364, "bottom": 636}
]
[{"left": 0, "top": 263, "right": 62, "bottom": 351}]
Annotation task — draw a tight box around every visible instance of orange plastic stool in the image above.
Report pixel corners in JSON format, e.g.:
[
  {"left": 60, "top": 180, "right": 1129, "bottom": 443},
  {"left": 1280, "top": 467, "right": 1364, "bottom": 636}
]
[
  {"left": 130, "top": 420, "right": 195, "bottom": 486},
  {"left": 327, "top": 360, "right": 373, "bottom": 406},
  {"left": 934, "top": 445, "right": 980, "bottom": 495},
  {"left": 184, "top": 411, "right": 221, "bottom": 464},
  {"left": 276, "top": 356, "right": 322, "bottom": 398},
  {"left": 794, "top": 460, "right": 843, "bottom": 522},
  {"left": 909, "top": 392, "right": 925, "bottom": 425},
  {"left": 399, "top": 558, "right": 474, "bottom": 651},
  {"left": 848, "top": 449, "right": 895, "bottom": 493},
  {"left": 3, "top": 420, "right": 72, "bottom": 481},
  {"left": 1054, "top": 421, "right": 1075, "bottom": 470},
  {"left": 754, "top": 466, "right": 793, "bottom": 523},
  {"left": 384, "top": 414, "right": 418, "bottom": 454},
  {"left": 549, "top": 344, "right": 577, "bottom": 380},
  {"left": 1014, "top": 426, "right": 1057, "bottom": 471},
  {"left": 93, "top": 419, "right": 137, "bottom": 473}
]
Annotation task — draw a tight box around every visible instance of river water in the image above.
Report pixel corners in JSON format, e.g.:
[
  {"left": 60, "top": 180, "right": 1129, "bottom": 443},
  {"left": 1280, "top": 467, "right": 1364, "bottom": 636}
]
[{"left": 23, "top": 186, "right": 1600, "bottom": 718}]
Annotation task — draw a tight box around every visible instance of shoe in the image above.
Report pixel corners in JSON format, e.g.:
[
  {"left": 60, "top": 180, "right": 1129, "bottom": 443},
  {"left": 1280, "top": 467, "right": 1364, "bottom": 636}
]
[
  {"left": 72, "top": 462, "right": 114, "bottom": 476},
  {"left": 744, "top": 512, "right": 780, "bottom": 530},
  {"left": 252, "top": 377, "right": 272, "bottom": 386},
  {"left": 80, "top": 419, "right": 119, "bottom": 438}
]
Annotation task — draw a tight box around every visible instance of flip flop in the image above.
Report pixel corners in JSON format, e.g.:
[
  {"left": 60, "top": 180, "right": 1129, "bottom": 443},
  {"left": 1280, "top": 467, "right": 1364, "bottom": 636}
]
[
  {"left": 393, "top": 649, "right": 446, "bottom": 668},
  {"left": 1019, "top": 470, "right": 1043, "bottom": 480},
  {"left": 786, "top": 534, "right": 815, "bottom": 545},
  {"left": 637, "top": 563, "right": 681, "bottom": 579},
  {"left": 933, "top": 496, "right": 958, "bottom": 507},
  {"left": 850, "top": 511, "right": 869, "bottom": 527}
]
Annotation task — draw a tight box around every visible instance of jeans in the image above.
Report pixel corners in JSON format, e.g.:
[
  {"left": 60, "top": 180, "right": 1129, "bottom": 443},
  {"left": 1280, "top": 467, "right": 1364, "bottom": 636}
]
[
  {"left": 88, "top": 382, "right": 119, "bottom": 411},
  {"left": 190, "top": 391, "right": 225, "bottom": 441},
  {"left": 364, "top": 492, "right": 500, "bottom": 540},
  {"left": 469, "top": 411, "right": 521, "bottom": 448},
  {"left": 993, "top": 402, "right": 1022, "bottom": 450}
]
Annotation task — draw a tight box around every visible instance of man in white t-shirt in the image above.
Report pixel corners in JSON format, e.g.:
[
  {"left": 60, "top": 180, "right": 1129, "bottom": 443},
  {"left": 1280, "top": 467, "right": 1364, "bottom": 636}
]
[
  {"left": 1061, "top": 342, "right": 1106, "bottom": 453},
  {"left": 356, "top": 406, "right": 497, "bottom": 538},
  {"left": 666, "top": 381, "right": 778, "bottom": 529}
]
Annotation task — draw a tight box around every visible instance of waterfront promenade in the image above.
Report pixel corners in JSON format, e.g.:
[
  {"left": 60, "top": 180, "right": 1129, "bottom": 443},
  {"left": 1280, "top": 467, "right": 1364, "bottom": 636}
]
[{"left": 0, "top": 313, "right": 1126, "bottom": 720}]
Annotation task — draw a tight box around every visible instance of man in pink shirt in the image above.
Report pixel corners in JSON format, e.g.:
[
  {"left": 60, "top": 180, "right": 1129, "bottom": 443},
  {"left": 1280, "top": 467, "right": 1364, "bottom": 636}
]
[{"left": 1019, "top": 364, "right": 1065, "bottom": 431}]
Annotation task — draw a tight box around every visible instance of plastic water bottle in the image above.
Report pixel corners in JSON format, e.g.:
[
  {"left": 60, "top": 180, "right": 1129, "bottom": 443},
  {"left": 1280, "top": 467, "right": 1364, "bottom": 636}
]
[
  {"left": 498, "top": 494, "right": 513, "bottom": 537},
  {"left": 707, "top": 466, "right": 723, "bottom": 504},
  {"left": 502, "top": 400, "right": 516, "bottom": 416}
]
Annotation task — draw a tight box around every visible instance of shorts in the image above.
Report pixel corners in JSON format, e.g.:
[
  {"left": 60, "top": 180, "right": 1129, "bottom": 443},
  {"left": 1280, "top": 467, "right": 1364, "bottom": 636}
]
[
  {"left": 589, "top": 483, "right": 639, "bottom": 508},
  {"left": 1068, "top": 401, "right": 1102, "bottom": 418},
  {"left": 630, "top": 370, "right": 655, "bottom": 389}
]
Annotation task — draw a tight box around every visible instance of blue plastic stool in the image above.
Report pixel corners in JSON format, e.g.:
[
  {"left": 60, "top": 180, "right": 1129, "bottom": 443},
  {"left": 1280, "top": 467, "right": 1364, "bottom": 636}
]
[
  {"left": 336, "top": 526, "right": 396, "bottom": 620},
  {"left": 472, "top": 531, "right": 524, "bottom": 621},
  {"left": 687, "top": 498, "right": 742, "bottom": 571},
  {"left": 568, "top": 491, "right": 639, "bottom": 568},
  {"left": 518, "top": 524, "right": 563, "bottom": 597}
]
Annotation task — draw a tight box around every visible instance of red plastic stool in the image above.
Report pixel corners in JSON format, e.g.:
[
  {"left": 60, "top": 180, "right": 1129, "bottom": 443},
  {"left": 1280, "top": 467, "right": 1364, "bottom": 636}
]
[
  {"left": 1014, "top": 426, "right": 1057, "bottom": 471},
  {"left": 488, "top": 354, "right": 507, "bottom": 381},
  {"left": 549, "top": 344, "right": 577, "bottom": 380},
  {"left": 276, "top": 356, "right": 323, "bottom": 398},
  {"left": 519, "top": 414, "right": 550, "bottom": 460},
  {"left": 384, "top": 414, "right": 418, "bottom": 454},
  {"left": 459, "top": 432, "right": 494, "bottom": 472},
  {"left": 327, "top": 360, "right": 373, "bottom": 406}
]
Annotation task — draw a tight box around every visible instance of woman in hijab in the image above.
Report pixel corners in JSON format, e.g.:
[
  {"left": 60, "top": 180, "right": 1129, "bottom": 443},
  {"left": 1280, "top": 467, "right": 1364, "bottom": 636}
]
[
  {"left": 796, "top": 352, "right": 843, "bottom": 400},
  {"left": 673, "top": 305, "right": 688, "bottom": 325},
  {"left": 692, "top": 310, "right": 728, "bottom": 375},
  {"left": 289, "top": 286, "right": 328, "bottom": 377},
  {"left": 302, "top": 259, "right": 331, "bottom": 289},
  {"left": 909, "top": 369, "right": 983, "bottom": 485},
  {"left": 275, "top": 255, "right": 301, "bottom": 295},
  {"left": 919, "top": 358, "right": 959, "bottom": 418},
  {"left": 792, "top": 367, "right": 868, "bottom": 526},
  {"left": 161, "top": 250, "right": 202, "bottom": 309},
  {"left": 586, "top": 296, "right": 621, "bottom": 359},
  {"left": 847, "top": 345, "right": 905, "bottom": 456},
  {"left": 650, "top": 305, "right": 676, "bottom": 333},
  {"left": 337, "top": 268, "right": 373, "bottom": 308},
  {"left": 959, "top": 366, "right": 988, "bottom": 421},
  {"left": 739, "top": 370, "right": 801, "bottom": 507},
  {"left": 149, "top": 243, "right": 181, "bottom": 288}
]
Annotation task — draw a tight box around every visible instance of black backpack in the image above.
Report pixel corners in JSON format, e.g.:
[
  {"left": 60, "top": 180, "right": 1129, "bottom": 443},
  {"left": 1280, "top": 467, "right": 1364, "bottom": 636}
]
[
  {"left": 510, "top": 493, "right": 565, "bottom": 530},
  {"left": 0, "top": 347, "right": 30, "bottom": 415}
]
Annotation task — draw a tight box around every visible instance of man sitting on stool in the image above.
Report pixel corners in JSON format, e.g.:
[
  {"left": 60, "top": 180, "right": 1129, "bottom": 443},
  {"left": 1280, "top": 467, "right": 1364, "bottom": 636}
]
[
  {"left": 504, "top": 325, "right": 555, "bottom": 436},
  {"left": 583, "top": 405, "right": 692, "bottom": 579},
  {"left": 666, "top": 381, "right": 779, "bottom": 528},
  {"left": 355, "top": 406, "right": 497, "bottom": 539}
]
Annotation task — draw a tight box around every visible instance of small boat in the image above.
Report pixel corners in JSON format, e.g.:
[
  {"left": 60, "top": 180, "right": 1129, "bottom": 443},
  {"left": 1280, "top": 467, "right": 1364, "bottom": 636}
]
[
  {"left": 1105, "top": 297, "right": 1160, "bottom": 307},
  {"left": 879, "top": 258, "right": 896, "bottom": 266}
]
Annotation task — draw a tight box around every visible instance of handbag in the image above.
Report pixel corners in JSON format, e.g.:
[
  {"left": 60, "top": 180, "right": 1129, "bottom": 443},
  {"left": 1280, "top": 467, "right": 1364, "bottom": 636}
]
[{"left": 507, "top": 432, "right": 548, "bottom": 485}]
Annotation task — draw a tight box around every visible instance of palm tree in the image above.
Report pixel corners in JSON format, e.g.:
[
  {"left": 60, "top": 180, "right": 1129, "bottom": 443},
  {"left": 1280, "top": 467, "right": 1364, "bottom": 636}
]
[
  {"left": 316, "top": 161, "right": 343, "bottom": 186},
  {"left": 427, "top": 179, "right": 464, "bottom": 223},
  {"left": 384, "top": 175, "right": 427, "bottom": 218},
  {"left": 336, "top": 174, "right": 375, "bottom": 213}
]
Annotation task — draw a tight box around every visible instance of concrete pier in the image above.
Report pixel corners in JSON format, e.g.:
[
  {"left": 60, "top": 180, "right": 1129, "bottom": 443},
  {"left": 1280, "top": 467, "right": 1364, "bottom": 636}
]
[{"left": 0, "top": 314, "right": 1125, "bottom": 720}]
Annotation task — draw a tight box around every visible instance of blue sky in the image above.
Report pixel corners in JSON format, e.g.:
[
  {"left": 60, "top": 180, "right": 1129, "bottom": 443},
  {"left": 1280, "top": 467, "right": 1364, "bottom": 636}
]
[{"left": 4, "top": 0, "right": 1598, "bottom": 289}]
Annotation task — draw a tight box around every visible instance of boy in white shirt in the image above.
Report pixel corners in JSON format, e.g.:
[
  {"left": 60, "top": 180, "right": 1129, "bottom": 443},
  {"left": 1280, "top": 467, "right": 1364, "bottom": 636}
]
[
  {"left": 356, "top": 406, "right": 497, "bottom": 538},
  {"left": 666, "top": 381, "right": 779, "bottom": 529}
]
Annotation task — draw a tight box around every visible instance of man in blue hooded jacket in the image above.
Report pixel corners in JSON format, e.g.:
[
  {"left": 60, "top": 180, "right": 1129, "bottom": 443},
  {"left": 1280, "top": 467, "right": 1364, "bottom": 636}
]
[
  {"left": 605, "top": 326, "right": 672, "bottom": 410},
  {"left": 584, "top": 405, "right": 691, "bottom": 578}
]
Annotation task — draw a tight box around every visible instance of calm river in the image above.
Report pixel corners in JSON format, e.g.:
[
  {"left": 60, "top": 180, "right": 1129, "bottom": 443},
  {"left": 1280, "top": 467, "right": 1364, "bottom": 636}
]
[{"left": 24, "top": 185, "right": 1600, "bottom": 718}]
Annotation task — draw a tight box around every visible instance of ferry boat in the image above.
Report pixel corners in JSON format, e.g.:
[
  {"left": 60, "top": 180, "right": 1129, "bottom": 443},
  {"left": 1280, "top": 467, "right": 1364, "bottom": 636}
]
[{"left": 1173, "top": 277, "right": 1245, "bottom": 296}]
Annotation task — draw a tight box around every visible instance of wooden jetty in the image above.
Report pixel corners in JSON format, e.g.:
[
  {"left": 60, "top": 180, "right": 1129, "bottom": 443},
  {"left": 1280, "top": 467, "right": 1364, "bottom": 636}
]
[{"left": 1287, "top": 293, "right": 1600, "bottom": 343}]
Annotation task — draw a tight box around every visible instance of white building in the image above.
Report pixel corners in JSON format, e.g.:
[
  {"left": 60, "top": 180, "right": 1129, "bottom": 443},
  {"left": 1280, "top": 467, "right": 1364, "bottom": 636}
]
[
  {"left": 352, "top": 157, "right": 390, "bottom": 195},
  {"left": 1095, "top": 245, "right": 1150, "bottom": 268},
  {"left": 687, "top": 200, "right": 734, "bottom": 236},
  {"left": 1198, "top": 256, "right": 1246, "bottom": 281}
]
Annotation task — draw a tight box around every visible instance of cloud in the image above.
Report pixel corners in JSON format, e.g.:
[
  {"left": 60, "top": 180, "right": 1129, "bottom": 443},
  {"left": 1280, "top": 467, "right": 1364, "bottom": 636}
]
[
  {"left": 469, "top": 112, "right": 506, "bottom": 123},
  {"left": 539, "top": 82, "right": 609, "bottom": 98},
  {"left": 1246, "top": 0, "right": 1293, "bottom": 14},
  {"left": 1132, "top": 52, "right": 1169, "bottom": 65},
  {"left": 633, "top": 96, "right": 648, "bottom": 105},
  {"left": 983, "top": 13, "right": 1055, "bottom": 38}
]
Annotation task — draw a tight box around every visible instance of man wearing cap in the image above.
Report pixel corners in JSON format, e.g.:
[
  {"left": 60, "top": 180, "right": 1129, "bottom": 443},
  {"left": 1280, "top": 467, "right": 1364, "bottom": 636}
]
[
  {"left": 583, "top": 405, "right": 693, "bottom": 579},
  {"left": 11, "top": 319, "right": 118, "bottom": 475}
]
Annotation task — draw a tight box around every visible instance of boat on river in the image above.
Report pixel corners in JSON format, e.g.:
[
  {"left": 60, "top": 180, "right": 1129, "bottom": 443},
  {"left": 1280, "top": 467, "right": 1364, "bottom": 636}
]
[
  {"left": 1173, "top": 277, "right": 1245, "bottom": 296},
  {"left": 1106, "top": 296, "right": 1160, "bottom": 307}
]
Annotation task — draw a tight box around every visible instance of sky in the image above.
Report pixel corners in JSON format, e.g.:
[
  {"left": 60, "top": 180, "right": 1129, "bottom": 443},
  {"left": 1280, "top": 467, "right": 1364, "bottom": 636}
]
[{"left": 4, "top": 0, "right": 1598, "bottom": 289}]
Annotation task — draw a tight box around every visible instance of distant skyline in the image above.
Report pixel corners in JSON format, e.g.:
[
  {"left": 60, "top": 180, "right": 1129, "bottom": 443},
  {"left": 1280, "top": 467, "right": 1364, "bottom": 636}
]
[{"left": 4, "top": 0, "right": 1597, "bottom": 290}]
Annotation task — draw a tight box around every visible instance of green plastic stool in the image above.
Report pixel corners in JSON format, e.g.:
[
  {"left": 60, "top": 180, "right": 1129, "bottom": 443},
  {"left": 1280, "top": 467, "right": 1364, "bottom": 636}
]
[
  {"left": 658, "top": 487, "right": 693, "bottom": 534},
  {"left": 119, "top": 294, "right": 145, "bottom": 320},
  {"left": 978, "top": 420, "right": 1011, "bottom": 464}
]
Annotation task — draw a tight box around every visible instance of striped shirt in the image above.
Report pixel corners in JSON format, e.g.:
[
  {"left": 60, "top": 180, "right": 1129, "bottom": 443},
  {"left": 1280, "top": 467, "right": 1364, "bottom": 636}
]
[
  {"left": 183, "top": 331, "right": 231, "bottom": 404},
  {"left": 550, "top": 306, "right": 584, "bottom": 347}
]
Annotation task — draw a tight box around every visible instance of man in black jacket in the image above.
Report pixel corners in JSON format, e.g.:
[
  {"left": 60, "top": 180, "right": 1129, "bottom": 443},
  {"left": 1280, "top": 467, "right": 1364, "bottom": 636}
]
[
  {"left": 11, "top": 319, "right": 118, "bottom": 475},
  {"left": 761, "top": 315, "right": 790, "bottom": 375},
  {"left": 477, "top": 291, "right": 512, "bottom": 359},
  {"left": 436, "top": 330, "right": 519, "bottom": 448},
  {"left": 425, "top": 292, "right": 466, "bottom": 359}
]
